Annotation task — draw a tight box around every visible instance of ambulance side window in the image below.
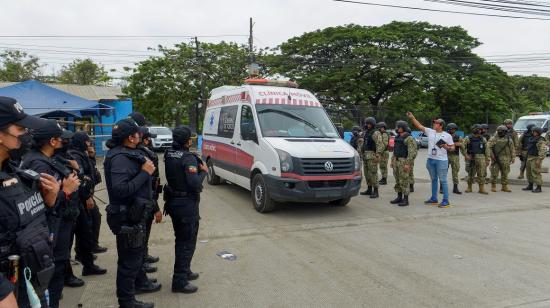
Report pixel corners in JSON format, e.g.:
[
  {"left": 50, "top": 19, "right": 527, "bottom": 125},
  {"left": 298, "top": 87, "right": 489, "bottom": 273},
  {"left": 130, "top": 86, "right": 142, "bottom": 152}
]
[
  {"left": 218, "top": 105, "right": 238, "bottom": 138},
  {"left": 241, "top": 105, "right": 257, "bottom": 142}
]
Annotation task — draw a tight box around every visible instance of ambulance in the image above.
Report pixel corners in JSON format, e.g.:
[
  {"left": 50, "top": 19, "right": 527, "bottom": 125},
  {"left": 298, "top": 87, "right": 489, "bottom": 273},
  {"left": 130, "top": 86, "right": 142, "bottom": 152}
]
[{"left": 201, "top": 79, "right": 362, "bottom": 213}]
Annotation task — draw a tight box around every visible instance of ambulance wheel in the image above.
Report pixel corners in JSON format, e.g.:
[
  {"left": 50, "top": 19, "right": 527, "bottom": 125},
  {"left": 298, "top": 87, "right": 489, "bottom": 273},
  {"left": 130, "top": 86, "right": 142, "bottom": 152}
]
[
  {"left": 207, "top": 160, "right": 221, "bottom": 185},
  {"left": 251, "top": 174, "right": 278, "bottom": 213},
  {"left": 329, "top": 198, "right": 351, "bottom": 207}
]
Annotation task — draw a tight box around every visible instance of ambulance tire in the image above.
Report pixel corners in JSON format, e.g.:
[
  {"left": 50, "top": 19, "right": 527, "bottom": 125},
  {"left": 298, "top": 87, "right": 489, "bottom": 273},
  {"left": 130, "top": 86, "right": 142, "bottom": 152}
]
[
  {"left": 329, "top": 198, "right": 351, "bottom": 207},
  {"left": 251, "top": 174, "right": 278, "bottom": 213},
  {"left": 207, "top": 160, "right": 222, "bottom": 185}
]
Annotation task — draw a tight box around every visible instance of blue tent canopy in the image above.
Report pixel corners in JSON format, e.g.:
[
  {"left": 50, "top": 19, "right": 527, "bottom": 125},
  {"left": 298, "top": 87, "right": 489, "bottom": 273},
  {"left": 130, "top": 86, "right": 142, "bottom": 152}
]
[{"left": 0, "top": 80, "right": 113, "bottom": 118}]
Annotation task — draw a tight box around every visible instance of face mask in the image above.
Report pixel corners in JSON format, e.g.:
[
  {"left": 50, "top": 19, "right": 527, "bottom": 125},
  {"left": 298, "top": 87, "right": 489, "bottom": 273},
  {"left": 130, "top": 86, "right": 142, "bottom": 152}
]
[{"left": 3, "top": 131, "right": 32, "bottom": 162}]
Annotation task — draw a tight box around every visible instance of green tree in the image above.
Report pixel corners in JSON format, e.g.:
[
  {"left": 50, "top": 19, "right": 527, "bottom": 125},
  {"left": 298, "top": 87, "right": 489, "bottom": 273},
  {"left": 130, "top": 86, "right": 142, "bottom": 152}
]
[
  {"left": 512, "top": 75, "right": 550, "bottom": 115},
  {"left": 0, "top": 50, "right": 41, "bottom": 81},
  {"left": 58, "top": 59, "right": 110, "bottom": 85}
]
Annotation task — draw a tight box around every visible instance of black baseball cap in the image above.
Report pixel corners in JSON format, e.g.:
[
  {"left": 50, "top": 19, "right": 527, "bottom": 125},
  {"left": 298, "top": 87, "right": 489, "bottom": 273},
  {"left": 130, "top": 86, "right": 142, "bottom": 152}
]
[
  {"left": 173, "top": 126, "right": 192, "bottom": 144},
  {"left": 0, "top": 96, "right": 45, "bottom": 129},
  {"left": 128, "top": 112, "right": 147, "bottom": 127},
  {"left": 139, "top": 126, "right": 157, "bottom": 139},
  {"left": 112, "top": 118, "right": 140, "bottom": 139},
  {"left": 32, "top": 119, "right": 73, "bottom": 140}
]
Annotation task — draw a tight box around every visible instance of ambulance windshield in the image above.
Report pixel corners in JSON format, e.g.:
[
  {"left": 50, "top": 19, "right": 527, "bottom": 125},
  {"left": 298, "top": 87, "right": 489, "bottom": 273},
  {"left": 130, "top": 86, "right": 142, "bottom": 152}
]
[{"left": 256, "top": 105, "right": 339, "bottom": 138}]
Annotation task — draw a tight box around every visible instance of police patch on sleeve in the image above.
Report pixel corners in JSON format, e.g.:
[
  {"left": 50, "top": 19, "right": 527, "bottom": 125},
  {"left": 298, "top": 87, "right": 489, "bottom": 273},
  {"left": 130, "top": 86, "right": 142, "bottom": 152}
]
[{"left": 188, "top": 165, "right": 198, "bottom": 173}]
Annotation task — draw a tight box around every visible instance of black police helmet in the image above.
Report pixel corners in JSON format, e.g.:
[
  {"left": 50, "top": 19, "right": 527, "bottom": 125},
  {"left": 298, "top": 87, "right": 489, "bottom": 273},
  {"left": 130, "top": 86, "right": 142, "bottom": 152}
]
[
  {"left": 172, "top": 126, "right": 192, "bottom": 147},
  {"left": 364, "top": 117, "right": 376, "bottom": 127},
  {"left": 447, "top": 123, "right": 458, "bottom": 131},
  {"left": 376, "top": 122, "right": 387, "bottom": 129},
  {"left": 526, "top": 124, "right": 535, "bottom": 131}
]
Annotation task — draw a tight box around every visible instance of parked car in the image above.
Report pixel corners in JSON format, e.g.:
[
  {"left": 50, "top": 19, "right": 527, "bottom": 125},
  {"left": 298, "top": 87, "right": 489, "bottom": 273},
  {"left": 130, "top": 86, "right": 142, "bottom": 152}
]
[
  {"left": 149, "top": 126, "right": 173, "bottom": 150},
  {"left": 415, "top": 133, "right": 429, "bottom": 148}
]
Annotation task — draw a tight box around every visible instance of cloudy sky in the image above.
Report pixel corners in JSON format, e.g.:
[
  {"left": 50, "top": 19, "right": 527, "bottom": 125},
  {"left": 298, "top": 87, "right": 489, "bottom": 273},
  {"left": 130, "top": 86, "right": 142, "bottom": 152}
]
[{"left": 1, "top": 0, "right": 550, "bottom": 79}]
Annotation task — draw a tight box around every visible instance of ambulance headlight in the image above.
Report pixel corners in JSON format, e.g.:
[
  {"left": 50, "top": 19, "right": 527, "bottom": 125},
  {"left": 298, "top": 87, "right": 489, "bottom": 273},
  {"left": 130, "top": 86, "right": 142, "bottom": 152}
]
[
  {"left": 354, "top": 152, "right": 361, "bottom": 171},
  {"left": 276, "top": 149, "right": 293, "bottom": 173}
]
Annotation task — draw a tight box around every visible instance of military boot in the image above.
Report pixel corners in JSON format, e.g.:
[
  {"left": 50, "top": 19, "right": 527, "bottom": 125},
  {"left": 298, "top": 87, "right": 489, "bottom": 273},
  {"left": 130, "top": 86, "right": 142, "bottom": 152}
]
[
  {"left": 479, "top": 183, "right": 489, "bottom": 195},
  {"left": 370, "top": 187, "right": 379, "bottom": 199},
  {"left": 409, "top": 184, "right": 414, "bottom": 193},
  {"left": 501, "top": 184, "right": 511, "bottom": 192},
  {"left": 360, "top": 186, "right": 372, "bottom": 196},
  {"left": 522, "top": 183, "right": 533, "bottom": 191},
  {"left": 491, "top": 183, "right": 497, "bottom": 192},
  {"left": 532, "top": 185, "right": 542, "bottom": 193},
  {"left": 518, "top": 171, "right": 524, "bottom": 179},
  {"left": 465, "top": 182, "right": 473, "bottom": 193},
  {"left": 453, "top": 184, "right": 462, "bottom": 195},
  {"left": 379, "top": 177, "right": 387, "bottom": 185},
  {"left": 390, "top": 193, "right": 403, "bottom": 204},
  {"left": 398, "top": 195, "right": 409, "bottom": 207}
]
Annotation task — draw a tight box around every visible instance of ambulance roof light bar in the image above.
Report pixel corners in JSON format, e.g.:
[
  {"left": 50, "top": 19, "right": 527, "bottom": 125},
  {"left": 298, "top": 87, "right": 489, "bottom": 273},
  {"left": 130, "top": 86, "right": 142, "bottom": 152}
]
[{"left": 244, "top": 78, "right": 299, "bottom": 88}]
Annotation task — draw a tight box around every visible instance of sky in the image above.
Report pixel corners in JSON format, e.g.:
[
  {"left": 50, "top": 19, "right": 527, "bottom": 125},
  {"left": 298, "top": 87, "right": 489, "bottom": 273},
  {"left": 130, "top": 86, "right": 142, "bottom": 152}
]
[{"left": 1, "top": 0, "right": 550, "bottom": 81}]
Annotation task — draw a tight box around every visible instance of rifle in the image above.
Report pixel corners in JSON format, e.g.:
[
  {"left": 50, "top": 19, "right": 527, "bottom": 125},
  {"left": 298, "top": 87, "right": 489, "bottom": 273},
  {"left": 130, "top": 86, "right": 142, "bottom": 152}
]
[{"left": 491, "top": 136, "right": 513, "bottom": 169}]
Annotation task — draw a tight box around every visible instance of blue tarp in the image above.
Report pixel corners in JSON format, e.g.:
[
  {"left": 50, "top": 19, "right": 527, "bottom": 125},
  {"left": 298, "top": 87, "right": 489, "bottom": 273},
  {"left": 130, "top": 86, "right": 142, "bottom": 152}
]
[{"left": 0, "top": 80, "right": 113, "bottom": 117}]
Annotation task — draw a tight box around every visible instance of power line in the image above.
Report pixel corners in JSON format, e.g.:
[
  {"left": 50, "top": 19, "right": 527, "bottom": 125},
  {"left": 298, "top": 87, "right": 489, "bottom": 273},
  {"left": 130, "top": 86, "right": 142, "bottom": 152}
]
[
  {"left": 421, "top": 0, "right": 550, "bottom": 16},
  {"left": 332, "top": 0, "right": 550, "bottom": 20},
  {"left": 475, "top": 0, "right": 550, "bottom": 8}
]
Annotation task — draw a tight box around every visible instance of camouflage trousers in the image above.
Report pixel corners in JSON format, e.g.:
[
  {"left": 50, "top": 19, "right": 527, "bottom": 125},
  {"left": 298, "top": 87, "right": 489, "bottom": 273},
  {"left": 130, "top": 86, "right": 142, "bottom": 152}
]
[
  {"left": 409, "top": 160, "right": 415, "bottom": 185},
  {"left": 379, "top": 151, "right": 389, "bottom": 179},
  {"left": 448, "top": 154, "right": 460, "bottom": 185},
  {"left": 526, "top": 156, "right": 543, "bottom": 186},
  {"left": 466, "top": 155, "right": 487, "bottom": 184},
  {"left": 490, "top": 156, "right": 511, "bottom": 185},
  {"left": 363, "top": 154, "right": 379, "bottom": 187},
  {"left": 519, "top": 150, "right": 527, "bottom": 173},
  {"left": 393, "top": 158, "right": 410, "bottom": 195}
]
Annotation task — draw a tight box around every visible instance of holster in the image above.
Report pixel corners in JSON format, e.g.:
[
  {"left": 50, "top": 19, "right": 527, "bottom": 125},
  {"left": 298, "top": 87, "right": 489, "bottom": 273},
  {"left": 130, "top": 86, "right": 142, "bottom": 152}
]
[
  {"left": 119, "top": 225, "right": 146, "bottom": 249},
  {"left": 128, "top": 197, "right": 153, "bottom": 224}
]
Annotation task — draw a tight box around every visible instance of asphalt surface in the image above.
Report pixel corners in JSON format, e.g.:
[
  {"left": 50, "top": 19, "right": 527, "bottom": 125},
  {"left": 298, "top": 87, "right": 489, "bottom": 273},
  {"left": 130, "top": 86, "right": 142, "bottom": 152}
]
[{"left": 63, "top": 149, "right": 550, "bottom": 308}]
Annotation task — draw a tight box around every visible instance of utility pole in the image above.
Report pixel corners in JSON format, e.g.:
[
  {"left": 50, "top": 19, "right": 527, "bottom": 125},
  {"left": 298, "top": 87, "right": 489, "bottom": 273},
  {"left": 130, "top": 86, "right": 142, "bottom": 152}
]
[
  {"left": 194, "top": 36, "right": 204, "bottom": 134},
  {"left": 248, "top": 18, "right": 259, "bottom": 77}
]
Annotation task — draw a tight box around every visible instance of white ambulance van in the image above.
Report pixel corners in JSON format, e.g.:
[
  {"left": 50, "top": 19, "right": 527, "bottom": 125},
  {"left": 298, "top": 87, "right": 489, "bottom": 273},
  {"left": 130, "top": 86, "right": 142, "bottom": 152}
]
[{"left": 201, "top": 79, "right": 362, "bottom": 213}]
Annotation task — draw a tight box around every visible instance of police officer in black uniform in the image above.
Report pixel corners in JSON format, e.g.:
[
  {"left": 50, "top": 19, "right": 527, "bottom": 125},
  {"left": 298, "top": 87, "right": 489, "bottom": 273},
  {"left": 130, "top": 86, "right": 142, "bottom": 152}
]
[
  {"left": 0, "top": 97, "right": 60, "bottom": 307},
  {"left": 86, "top": 142, "right": 107, "bottom": 253},
  {"left": 349, "top": 126, "right": 361, "bottom": 151},
  {"left": 164, "top": 126, "right": 206, "bottom": 294},
  {"left": 104, "top": 118, "right": 160, "bottom": 308}
]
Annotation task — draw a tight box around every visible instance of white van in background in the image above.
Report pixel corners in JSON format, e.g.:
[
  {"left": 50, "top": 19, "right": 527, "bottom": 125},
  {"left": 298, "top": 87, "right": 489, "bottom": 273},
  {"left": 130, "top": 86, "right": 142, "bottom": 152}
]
[{"left": 201, "top": 79, "right": 362, "bottom": 213}]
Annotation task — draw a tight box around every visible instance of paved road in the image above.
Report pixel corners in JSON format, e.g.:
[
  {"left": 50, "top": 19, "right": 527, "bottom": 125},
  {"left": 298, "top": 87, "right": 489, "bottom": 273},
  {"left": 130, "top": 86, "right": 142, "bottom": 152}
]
[{"left": 64, "top": 150, "right": 550, "bottom": 308}]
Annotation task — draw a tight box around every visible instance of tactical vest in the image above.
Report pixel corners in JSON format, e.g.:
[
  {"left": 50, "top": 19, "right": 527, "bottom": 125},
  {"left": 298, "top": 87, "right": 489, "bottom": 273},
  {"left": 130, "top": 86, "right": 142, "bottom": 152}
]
[
  {"left": 522, "top": 132, "right": 532, "bottom": 150},
  {"left": 350, "top": 135, "right": 359, "bottom": 150},
  {"left": 164, "top": 148, "right": 196, "bottom": 194},
  {"left": 449, "top": 134, "right": 460, "bottom": 155},
  {"left": 362, "top": 129, "right": 376, "bottom": 152},
  {"left": 393, "top": 133, "right": 409, "bottom": 158},
  {"left": 467, "top": 135, "right": 485, "bottom": 155},
  {"left": 527, "top": 137, "right": 541, "bottom": 156},
  {"left": 67, "top": 149, "right": 95, "bottom": 200}
]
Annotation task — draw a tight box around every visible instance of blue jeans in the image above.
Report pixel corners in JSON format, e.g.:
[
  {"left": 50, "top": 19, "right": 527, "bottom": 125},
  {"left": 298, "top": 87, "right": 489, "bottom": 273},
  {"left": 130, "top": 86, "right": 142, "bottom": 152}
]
[{"left": 426, "top": 158, "right": 449, "bottom": 201}]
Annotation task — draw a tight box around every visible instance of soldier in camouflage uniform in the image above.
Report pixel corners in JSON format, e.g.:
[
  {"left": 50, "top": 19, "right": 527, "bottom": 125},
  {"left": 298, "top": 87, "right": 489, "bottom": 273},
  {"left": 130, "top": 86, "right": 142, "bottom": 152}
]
[
  {"left": 523, "top": 127, "right": 546, "bottom": 193},
  {"left": 480, "top": 124, "right": 491, "bottom": 184},
  {"left": 377, "top": 122, "right": 390, "bottom": 185},
  {"left": 446, "top": 123, "right": 464, "bottom": 194},
  {"left": 518, "top": 124, "right": 534, "bottom": 179},
  {"left": 390, "top": 121, "right": 417, "bottom": 207},
  {"left": 358, "top": 117, "right": 384, "bottom": 199},
  {"left": 503, "top": 119, "right": 519, "bottom": 151},
  {"left": 461, "top": 124, "right": 490, "bottom": 194},
  {"left": 407, "top": 127, "right": 417, "bottom": 193},
  {"left": 488, "top": 125, "right": 515, "bottom": 192}
]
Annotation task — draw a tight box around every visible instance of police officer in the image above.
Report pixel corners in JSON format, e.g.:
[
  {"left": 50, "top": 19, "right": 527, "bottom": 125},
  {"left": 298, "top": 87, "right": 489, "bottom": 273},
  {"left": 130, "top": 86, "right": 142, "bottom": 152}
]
[
  {"left": 518, "top": 124, "right": 534, "bottom": 179},
  {"left": 377, "top": 122, "right": 390, "bottom": 185},
  {"left": 488, "top": 126, "right": 515, "bottom": 193},
  {"left": 164, "top": 126, "right": 206, "bottom": 294},
  {"left": 0, "top": 97, "right": 60, "bottom": 307},
  {"left": 461, "top": 124, "right": 490, "bottom": 194},
  {"left": 358, "top": 117, "right": 384, "bottom": 198},
  {"left": 349, "top": 126, "right": 362, "bottom": 151},
  {"left": 104, "top": 118, "right": 160, "bottom": 308},
  {"left": 21, "top": 120, "right": 86, "bottom": 308},
  {"left": 446, "top": 123, "right": 464, "bottom": 194},
  {"left": 523, "top": 127, "right": 546, "bottom": 193},
  {"left": 86, "top": 141, "right": 107, "bottom": 253},
  {"left": 390, "top": 121, "right": 417, "bottom": 206}
]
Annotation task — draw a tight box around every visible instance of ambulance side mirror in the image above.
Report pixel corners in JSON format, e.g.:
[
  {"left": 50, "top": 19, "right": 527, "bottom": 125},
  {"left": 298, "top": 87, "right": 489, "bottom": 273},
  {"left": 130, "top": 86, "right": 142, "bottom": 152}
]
[{"left": 241, "top": 122, "right": 258, "bottom": 143}]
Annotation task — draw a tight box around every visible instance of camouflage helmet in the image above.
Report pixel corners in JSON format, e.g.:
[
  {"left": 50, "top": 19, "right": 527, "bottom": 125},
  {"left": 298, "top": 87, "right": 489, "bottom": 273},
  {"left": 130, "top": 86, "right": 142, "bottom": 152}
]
[
  {"left": 532, "top": 127, "right": 543, "bottom": 135},
  {"left": 496, "top": 125, "right": 508, "bottom": 133},
  {"left": 352, "top": 126, "right": 361, "bottom": 132},
  {"left": 364, "top": 117, "right": 376, "bottom": 127},
  {"left": 480, "top": 124, "right": 489, "bottom": 130},
  {"left": 376, "top": 121, "right": 387, "bottom": 129},
  {"left": 395, "top": 120, "right": 409, "bottom": 131},
  {"left": 447, "top": 123, "right": 458, "bottom": 131},
  {"left": 471, "top": 124, "right": 481, "bottom": 132},
  {"left": 503, "top": 119, "right": 513, "bottom": 125}
]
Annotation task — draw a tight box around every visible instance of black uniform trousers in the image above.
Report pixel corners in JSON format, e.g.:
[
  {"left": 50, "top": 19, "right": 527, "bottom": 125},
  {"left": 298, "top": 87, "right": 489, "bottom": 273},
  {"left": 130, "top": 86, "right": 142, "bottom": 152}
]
[
  {"left": 49, "top": 218, "right": 75, "bottom": 308},
  {"left": 168, "top": 197, "right": 199, "bottom": 287},
  {"left": 89, "top": 202, "right": 102, "bottom": 249}
]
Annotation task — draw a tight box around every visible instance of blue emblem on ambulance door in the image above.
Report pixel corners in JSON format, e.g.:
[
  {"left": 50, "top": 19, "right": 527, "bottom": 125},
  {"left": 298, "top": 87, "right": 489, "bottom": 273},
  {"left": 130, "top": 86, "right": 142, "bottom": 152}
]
[{"left": 209, "top": 113, "right": 215, "bottom": 127}]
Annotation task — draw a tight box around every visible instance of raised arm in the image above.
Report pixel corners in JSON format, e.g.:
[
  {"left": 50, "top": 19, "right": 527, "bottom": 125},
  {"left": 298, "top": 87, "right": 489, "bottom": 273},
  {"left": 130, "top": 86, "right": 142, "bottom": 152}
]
[{"left": 406, "top": 112, "right": 425, "bottom": 133}]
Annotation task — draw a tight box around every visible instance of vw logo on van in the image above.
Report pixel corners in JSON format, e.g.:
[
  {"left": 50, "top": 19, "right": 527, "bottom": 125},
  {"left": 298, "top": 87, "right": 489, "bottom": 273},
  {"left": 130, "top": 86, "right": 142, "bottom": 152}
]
[{"left": 324, "top": 161, "right": 334, "bottom": 172}]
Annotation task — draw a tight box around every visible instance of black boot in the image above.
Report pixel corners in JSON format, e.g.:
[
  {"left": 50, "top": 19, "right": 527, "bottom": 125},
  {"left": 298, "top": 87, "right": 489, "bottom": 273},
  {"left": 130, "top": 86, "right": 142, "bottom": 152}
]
[
  {"left": 533, "top": 185, "right": 542, "bottom": 193},
  {"left": 453, "top": 184, "right": 462, "bottom": 195},
  {"left": 379, "top": 178, "right": 387, "bottom": 185},
  {"left": 409, "top": 184, "right": 414, "bottom": 193},
  {"left": 360, "top": 186, "right": 372, "bottom": 195},
  {"left": 398, "top": 195, "right": 409, "bottom": 207},
  {"left": 522, "top": 183, "right": 534, "bottom": 191},
  {"left": 370, "top": 187, "right": 379, "bottom": 199},
  {"left": 172, "top": 282, "right": 198, "bottom": 294},
  {"left": 390, "top": 193, "right": 403, "bottom": 204}
]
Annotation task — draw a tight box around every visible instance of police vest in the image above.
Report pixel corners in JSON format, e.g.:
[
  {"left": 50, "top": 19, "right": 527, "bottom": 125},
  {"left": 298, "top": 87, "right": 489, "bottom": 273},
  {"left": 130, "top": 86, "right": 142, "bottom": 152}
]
[
  {"left": 467, "top": 135, "right": 485, "bottom": 155},
  {"left": 350, "top": 135, "right": 359, "bottom": 150},
  {"left": 522, "top": 132, "right": 532, "bottom": 150},
  {"left": 393, "top": 133, "right": 409, "bottom": 158},
  {"left": 164, "top": 149, "right": 196, "bottom": 194},
  {"left": 527, "top": 137, "right": 541, "bottom": 156},
  {"left": 362, "top": 129, "right": 376, "bottom": 152}
]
